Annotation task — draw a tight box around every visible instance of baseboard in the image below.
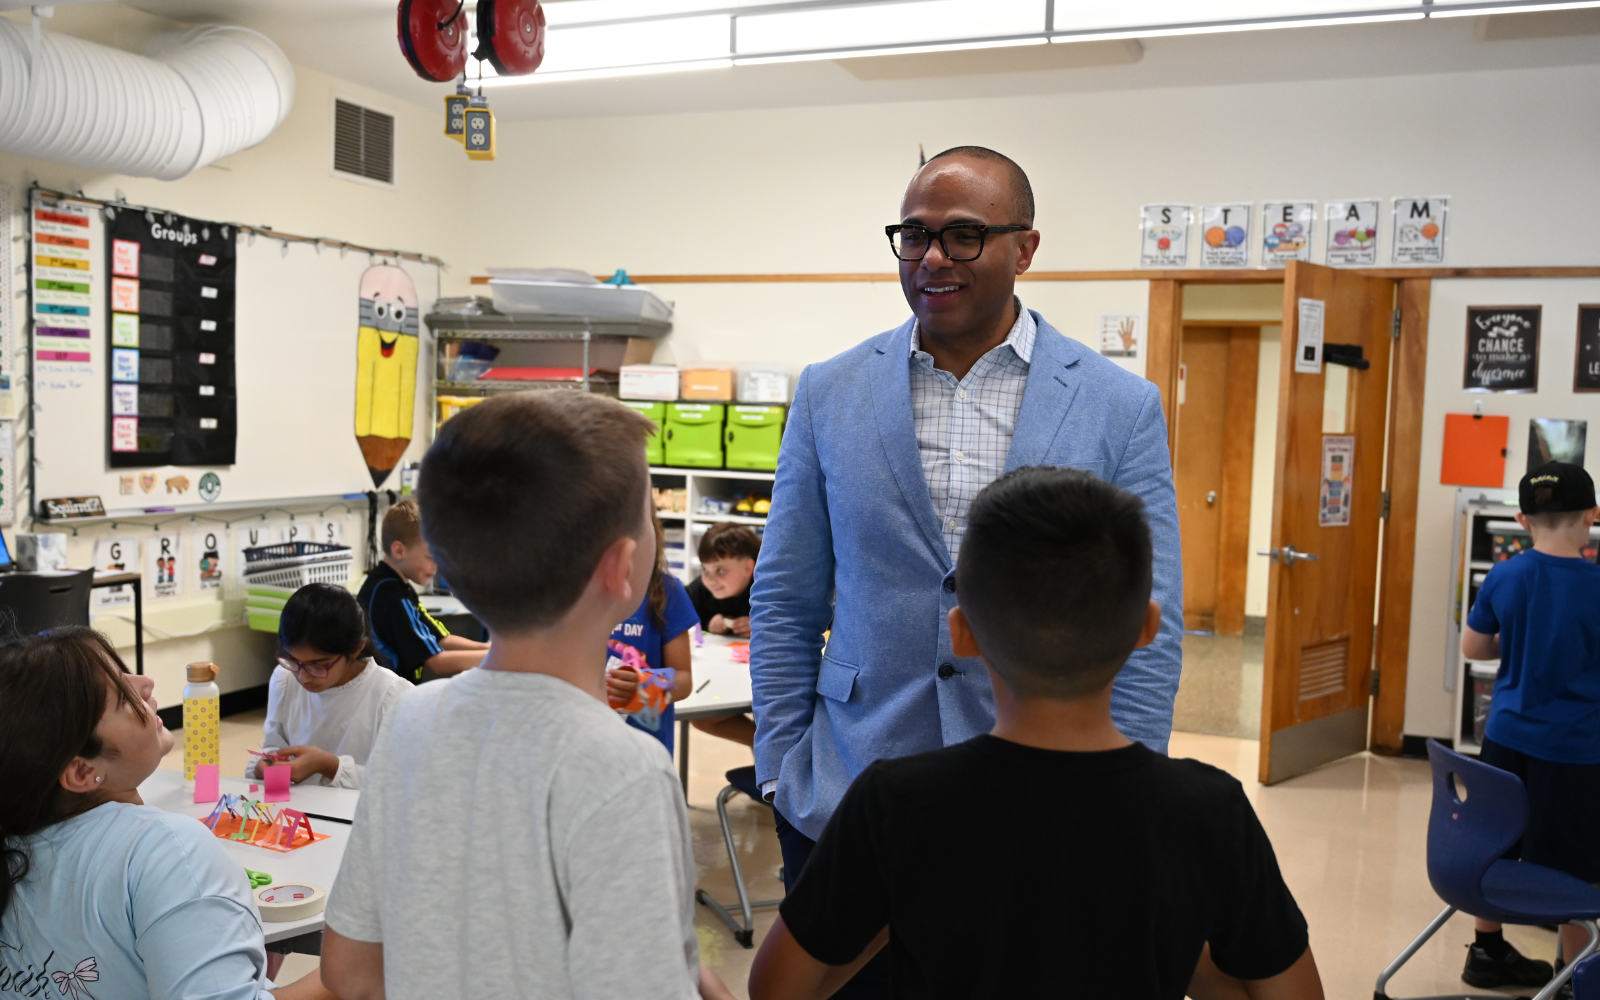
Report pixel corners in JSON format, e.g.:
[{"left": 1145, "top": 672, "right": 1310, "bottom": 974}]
[
  {"left": 156, "top": 683, "right": 269, "bottom": 730},
  {"left": 1400, "top": 734, "right": 1449, "bottom": 758}
]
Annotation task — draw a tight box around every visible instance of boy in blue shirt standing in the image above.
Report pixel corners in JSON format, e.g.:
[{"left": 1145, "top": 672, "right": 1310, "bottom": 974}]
[{"left": 1463, "top": 461, "right": 1600, "bottom": 993}]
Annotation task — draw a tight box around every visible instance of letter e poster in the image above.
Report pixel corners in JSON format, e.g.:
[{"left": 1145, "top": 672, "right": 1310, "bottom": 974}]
[{"left": 1261, "top": 201, "right": 1314, "bottom": 268}]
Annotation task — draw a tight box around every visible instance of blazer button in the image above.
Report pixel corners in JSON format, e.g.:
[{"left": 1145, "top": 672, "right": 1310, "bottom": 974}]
[
  {"left": 937, "top": 663, "right": 955, "bottom": 680},
  {"left": 942, "top": 577, "right": 956, "bottom": 593}
]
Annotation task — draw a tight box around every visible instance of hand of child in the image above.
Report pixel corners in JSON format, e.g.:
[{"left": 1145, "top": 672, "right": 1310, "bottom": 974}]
[
  {"left": 606, "top": 666, "right": 640, "bottom": 709},
  {"left": 709, "top": 614, "right": 728, "bottom": 635},
  {"left": 730, "top": 616, "right": 752, "bottom": 638},
  {"left": 279, "top": 745, "right": 340, "bottom": 784}
]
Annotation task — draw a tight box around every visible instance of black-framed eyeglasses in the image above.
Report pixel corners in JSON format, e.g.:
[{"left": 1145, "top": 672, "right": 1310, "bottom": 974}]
[{"left": 885, "top": 223, "right": 1030, "bottom": 262}]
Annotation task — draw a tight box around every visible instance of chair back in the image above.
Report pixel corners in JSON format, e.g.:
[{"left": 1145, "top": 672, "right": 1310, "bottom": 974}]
[
  {"left": 1425, "top": 739, "right": 1527, "bottom": 916},
  {"left": 1574, "top": 952, "right": 1600, "bottom": 1000},
  {"left": 0, "top": 570, "right": 93, "bottom": 637}
]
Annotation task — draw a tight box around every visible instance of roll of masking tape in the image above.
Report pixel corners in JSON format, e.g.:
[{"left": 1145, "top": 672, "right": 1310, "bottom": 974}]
[{"left": 255, "top": 882, "right": 327, "bottom": 922}]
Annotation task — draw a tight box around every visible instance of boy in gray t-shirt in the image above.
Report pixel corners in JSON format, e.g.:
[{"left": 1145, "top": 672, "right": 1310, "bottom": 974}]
[{"left": 322, "top": 392, "right": 735, "bottom": 1000}]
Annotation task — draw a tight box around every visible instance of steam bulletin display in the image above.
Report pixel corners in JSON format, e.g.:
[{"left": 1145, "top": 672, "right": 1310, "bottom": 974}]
[
  {"left": 1464, "top": 306, "right": 1540, "bottom": 393},
  {"left": 105, "top": 207, "right": 238, "bottom": 467}
]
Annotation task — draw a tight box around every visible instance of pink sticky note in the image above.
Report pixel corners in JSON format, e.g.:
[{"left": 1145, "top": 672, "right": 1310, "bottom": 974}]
[
  {"left": 263, "top": 764, "right": 291, "bottom": 802},
  {"left": 193, "top": 764, "right": 220, "bottom": 804},
  {"left": 248, "top": 784, "right": 259, "bottom": 793}
]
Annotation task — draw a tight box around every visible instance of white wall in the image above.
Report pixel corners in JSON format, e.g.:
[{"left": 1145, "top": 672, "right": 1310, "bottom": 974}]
[
  {"left": 1248, "top": 327, "right": 1284, "bottom": 618},
  {"left": 0, "top": 28, "right": 465, "bottom": 705},
  {"left": 1403, "top": 278, "right": 1600, "bottom": 738}
]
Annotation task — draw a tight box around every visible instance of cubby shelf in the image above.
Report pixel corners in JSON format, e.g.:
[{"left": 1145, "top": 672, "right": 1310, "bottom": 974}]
[{"left": 650, "top": 466, "right": 774, "bottom": 583}]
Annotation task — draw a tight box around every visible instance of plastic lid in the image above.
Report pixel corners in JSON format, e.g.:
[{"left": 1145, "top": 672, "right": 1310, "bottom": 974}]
[{"left": 186, "top": 662, "right": 218, "bottom": 683}]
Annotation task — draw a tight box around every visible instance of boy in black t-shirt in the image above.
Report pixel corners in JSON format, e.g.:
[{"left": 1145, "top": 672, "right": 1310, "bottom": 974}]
[
  {"left": 688, "top": 522, "right": 762, "bottom": 746},
  {"left": 356, "top": 499, "right": 488, "bottom": 684},
  {"left": 749, "top": 467, "right": 1321, "bottom": 1000}
]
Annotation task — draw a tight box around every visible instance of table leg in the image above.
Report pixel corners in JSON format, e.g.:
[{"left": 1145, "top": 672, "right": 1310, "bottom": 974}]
[
  {"left": 678, "top": 718, "right": 690, "bottom": 794},
  {"left": 133, "top": 579, "right": 145, "bottom": 676}
]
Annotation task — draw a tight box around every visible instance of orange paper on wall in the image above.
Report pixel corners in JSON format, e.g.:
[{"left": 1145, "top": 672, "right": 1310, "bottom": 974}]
[{"left": 1441, "top": 413, "right": 1509, "bottom": 487}]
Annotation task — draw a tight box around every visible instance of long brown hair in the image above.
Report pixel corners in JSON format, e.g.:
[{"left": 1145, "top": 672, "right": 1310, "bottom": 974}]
[
  {"left": 0, "top": 627, "right": 145, "bottom": 921},
  {"left": 647, "top": 513, "right": 668, "bottom": 629}
]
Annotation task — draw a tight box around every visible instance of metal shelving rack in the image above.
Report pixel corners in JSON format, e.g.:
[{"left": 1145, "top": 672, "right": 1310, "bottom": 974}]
[
  {"left": 650, "top": 465, "right": 775, "bottom": 584},
  {"left": 423, "top": 312, "right": 672, "bottom": 398},
  {"left": 1446, "top": 488, "right": 1520, "bottom": 755}
]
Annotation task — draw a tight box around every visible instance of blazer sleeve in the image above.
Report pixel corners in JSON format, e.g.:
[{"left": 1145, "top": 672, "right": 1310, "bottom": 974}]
[
  {"left": 1106, "top": 381, "right": 1184, "bottom": 754},
  {"left": 749, "top": 365, "right": 837, "bottom": 787}
]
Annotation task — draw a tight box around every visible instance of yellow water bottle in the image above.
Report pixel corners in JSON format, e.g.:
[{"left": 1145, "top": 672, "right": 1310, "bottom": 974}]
[{"left": 183, "top": 662, "right": 220, "bottom": 782}]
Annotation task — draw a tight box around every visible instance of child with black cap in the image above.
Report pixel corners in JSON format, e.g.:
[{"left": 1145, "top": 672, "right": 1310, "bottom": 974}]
[{"left": 1462, "top": 461, "right": 1600, "bottom": 994}]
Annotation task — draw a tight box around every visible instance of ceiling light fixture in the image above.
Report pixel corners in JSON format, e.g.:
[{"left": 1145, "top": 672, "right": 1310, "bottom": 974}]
[
  {"left": 733, "top": 35, "right": 1046, "bottom": 67},
  {"left": 477, "top": 57, "right": 735, "bottom": 86},
  {"left": 1425, "top": 0, "right": 1600, "bottom": 14},
  {"left": 1051, "top": 10, "right": 1424, "bottom": 43}
]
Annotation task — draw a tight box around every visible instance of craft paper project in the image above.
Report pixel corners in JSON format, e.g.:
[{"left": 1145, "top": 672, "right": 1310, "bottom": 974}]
[
  {"left": 1465, "top": 306, "right": 1540, "bottom": 393},
  {"left": 354, "top": 264, "right": 421, "bottom": 487},
  {"left": 605, "top": 640, "right": 674, "bottom": 732},
  {"left": 92, "top": 536, "right": 138, "bottom": 610},
  {"left": 1324, "top": 200, "right": 1380, "bottom": 266},
  {"left": 1392, "top": 196, "right": 1448, "bottom": 264},
  {"left": 1528, "top": 418, "right": 1587, "bottom": 472},
  {"left": 1320, "top": 436, "right": 1354, "bottom": 527},
  {"left": 1261, "top": 201, "right": 1314, "bottom": 267},
  {"left": 194, "top": 763, "right": 220, "bottom": 804},
  {"left": 200, "top": 795, "right": 328, "bottom": 852},
  {"left": 728, "top": 642, "right": 750, "bottom": 664},
  {"left": 1139, "top": 204, "right": 1191, "bottom": 268},
  {"left": 1198, "top": 203, "right": 1251, "bottom": 268},
  {"left": 263, "top": 764, "right": 291, "bottom": 802},
  {"left": 1441, "top": 413, "right": 1509, "bottom": 487}
]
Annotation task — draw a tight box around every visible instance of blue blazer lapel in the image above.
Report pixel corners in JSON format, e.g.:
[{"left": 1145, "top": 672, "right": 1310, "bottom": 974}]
[
  {"left": 1005, "top": 314, "right": 1084, "bottom": 472},
  {"left": 867, "top": 321, "right": 949, "bottom": 565}
]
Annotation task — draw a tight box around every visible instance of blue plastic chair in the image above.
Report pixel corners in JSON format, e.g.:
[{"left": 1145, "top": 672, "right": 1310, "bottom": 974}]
[
  {"left": 695, "top": 765, "right": 783, "bottom": 948},
  {"left": 1575, "top": 954, "right": 1600, "bottom": 999},
  {"left": 1374, "top": 740, "right": 1600, "bottom": 1000}
]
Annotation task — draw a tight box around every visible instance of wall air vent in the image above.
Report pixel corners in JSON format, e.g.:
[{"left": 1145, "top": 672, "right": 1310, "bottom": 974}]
[{"left": 333, "top": 99, "right": 395, "bottom": 185}]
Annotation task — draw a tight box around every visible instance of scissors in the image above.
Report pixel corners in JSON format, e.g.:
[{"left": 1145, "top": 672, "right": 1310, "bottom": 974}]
[{"left": 245, "top": 868, "right": 273, "bottom": 889}]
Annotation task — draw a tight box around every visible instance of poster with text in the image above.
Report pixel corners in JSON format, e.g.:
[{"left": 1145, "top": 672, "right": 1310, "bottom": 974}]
[
  {"left": 0, "top": 421, "right": 14, "bottom": 527},
  {"left": 1465, "top": 306, "right": 1540, "bottom": 393},
  {"left": 190, "top": 529, "right": 226, "bottom": 592},
  {"left": 31, "top": 194, "right": 96, "bottom": 383},
  {"left": 1261, "top": 201, "right": 1314, "bottom": 268},
  {"left": 1295, "top": 298, "right": 1326, "bottom": 374},
  {"left": 1139, "top": 204, "right": 1191, "bottom": 268},
  {"left": 1199, "top": 203, "right": 1252, "bottom": 267},
  {"left": 1099, "top": 312, "right": 1143, "bottom": 358},
  {"left": 1320, "top": 436, "right": 1354, "bottom": 527},
  {"left": 1575, "top": 305, "right": 1600, "bottom": 393},
  {"left": 92, "top": 536, "right": 139, "bottom": 610},
  {"left": 1392, "top": 196, "right": 1448, "bottom": 264},
  {"left": 145, "top": 532, "right": 184, "bottom": 600},
  {"left": 1324, "top": 200, "right": 1379, "bottom": 266}
]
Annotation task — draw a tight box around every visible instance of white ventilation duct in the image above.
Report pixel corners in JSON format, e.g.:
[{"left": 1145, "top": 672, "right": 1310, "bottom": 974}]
[{"left": 0, "top": 20, "right": 295, "bottom": 179}]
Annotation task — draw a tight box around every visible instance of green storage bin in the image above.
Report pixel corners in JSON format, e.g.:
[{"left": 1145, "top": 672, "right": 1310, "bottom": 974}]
[
  {"left": 246, "top": 608, "right": 282, "bottom": 634},
  {"left": 621, "top": 400, "right": 667, "bottom": 466},
  {"left": 725, "top": 405, "right": 785, "bottom": 471},
  {"left": 663, "top": 403, "right": 726, "bottom": 468}
]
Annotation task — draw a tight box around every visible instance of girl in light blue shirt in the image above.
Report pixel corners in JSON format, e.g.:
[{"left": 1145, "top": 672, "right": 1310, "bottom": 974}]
[{"left": 0, "top": 627, "right": 332, "bottom": 1000}]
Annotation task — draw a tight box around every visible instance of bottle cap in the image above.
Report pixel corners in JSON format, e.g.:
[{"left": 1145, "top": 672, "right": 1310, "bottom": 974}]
[{"left": 186, "top": 662, "right": 218, "bottom": 683}]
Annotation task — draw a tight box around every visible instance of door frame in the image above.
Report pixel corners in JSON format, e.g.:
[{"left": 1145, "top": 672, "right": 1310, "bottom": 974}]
[{"left": 1147, "top": 274, "right": 1429, "bottom": 757}]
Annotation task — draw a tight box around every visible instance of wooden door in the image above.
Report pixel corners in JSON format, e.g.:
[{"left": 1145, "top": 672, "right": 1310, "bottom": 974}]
[
  {"left": 1259, "top": 263, "right": 1395, "bottom": 784},
  {"left": 1175, "top": 326, "right": 1259, "bottom": 635}
]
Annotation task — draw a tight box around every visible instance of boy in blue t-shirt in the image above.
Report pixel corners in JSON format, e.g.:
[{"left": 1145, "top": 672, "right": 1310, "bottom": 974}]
[{"left": 1462, "top": 461, "right": 1600, "bottom": 992}]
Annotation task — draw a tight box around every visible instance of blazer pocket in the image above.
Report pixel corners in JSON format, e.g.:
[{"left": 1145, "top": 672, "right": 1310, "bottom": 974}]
[{"left": 816, "top": 655, "right": 859, "bottom": 703}]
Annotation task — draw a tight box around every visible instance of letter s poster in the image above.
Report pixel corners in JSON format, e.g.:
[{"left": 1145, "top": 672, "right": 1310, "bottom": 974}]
[{"left": 1139, "top": 204, "right": 1191, "bottom": 268}]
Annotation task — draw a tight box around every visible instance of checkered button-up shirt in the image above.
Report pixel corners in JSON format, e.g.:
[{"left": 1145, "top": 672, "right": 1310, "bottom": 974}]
[{"left": 910, "top": 300, "right": 1036, "bottom": 560}]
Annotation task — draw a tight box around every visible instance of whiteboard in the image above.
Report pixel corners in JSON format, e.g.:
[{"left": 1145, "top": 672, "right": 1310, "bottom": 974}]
[{"left": 32, "top": 196, "right": 440, "bottom": 515}]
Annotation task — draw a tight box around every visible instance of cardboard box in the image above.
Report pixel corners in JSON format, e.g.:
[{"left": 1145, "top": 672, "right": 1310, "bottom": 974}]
[
  {"left": 681, "top": 368, "right": 734, "bottom": 401},
  {"left": 620, "top": 365, "right": 679, "bottom": 401}
]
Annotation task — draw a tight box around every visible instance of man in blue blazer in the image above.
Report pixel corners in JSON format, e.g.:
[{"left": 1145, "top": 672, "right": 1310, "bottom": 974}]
[{"left": 751, "top": 146, "right": 1182, "bottom": 895}]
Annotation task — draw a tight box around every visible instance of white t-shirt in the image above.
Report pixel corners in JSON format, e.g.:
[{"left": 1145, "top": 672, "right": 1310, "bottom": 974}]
[
  {"left": 262, "top": 658, "right": 411, "bottom": 788},
  {"left": 324, "top": 668, "right": 700, "bottom": 1000},
  {"left": 0, "top": 801, "right": 273, "bottom": 1000}
]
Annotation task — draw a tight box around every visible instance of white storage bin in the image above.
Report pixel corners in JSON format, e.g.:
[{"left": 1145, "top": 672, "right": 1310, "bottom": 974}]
[
  {"left": 488, "top": 279, "right": 673, "bottom": 322},
  {"left": 621, "top": 365, "right": 680, "bottom": 401},
  {"left": 738, "top": 363, "right": 791, "bottom": 404}
]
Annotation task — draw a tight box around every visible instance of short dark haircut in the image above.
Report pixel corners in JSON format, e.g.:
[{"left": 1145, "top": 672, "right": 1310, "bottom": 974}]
[
  {"left": 927, "top": 145, "right": 1035, "bottom": 228},
  {"left": 279, "top": 583, "right": 377, "bottom": 660},
  {"left": 382, "top": 498, "right": 423, "bottom": 553},
  {"left": 1525, "top": 509, "right": 1592, "bottom": 531},
  {"left": 698, "top": 522, "right": 761, "bottom": 564},
  {"left": 956, "top": 467, "right": 1152, "bottom": 698},
  {"left": 417, "top": 392, "right": 653, "bottom": 634}
]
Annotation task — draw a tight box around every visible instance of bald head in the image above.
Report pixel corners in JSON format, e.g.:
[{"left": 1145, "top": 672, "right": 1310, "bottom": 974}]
[{"left": 912, "top": 146, "right": 1035, "bottom": 228}]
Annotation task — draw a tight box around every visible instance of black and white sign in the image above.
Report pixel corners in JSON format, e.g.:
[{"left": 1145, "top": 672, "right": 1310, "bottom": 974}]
[
  {"left": 1465, "top": 306, "right": 1540, "bottom": 393},
  {"left": 1575, "top": 304, "right": 1600, "bottom": 393}
]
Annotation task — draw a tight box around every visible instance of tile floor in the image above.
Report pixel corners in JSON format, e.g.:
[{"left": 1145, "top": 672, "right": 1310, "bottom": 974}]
[
  {"left": 1173, "top": 627, "right": 1266, "bottom": 740},
  {"left": 163, "top": 687, "right": 1549, "bottom": 1000}
]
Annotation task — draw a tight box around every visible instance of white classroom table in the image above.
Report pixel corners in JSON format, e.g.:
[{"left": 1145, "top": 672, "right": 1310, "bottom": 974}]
[
  {"left": 673, "top": 633, "right": 754, "bottom": 792},
  {"left": 138, "top": 769, "right": 359, "bottom": 943},
  {"left": 418, "top": 593, "right": 468, "bottom": 617}
]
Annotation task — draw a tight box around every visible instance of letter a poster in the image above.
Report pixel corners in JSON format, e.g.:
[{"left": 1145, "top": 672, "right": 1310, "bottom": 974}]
[{"left": 1324, "top": 200, "right": 1379, "bottom": 266}]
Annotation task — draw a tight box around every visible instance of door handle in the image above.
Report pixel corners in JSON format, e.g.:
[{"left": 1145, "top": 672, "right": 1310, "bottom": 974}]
[
  {"left": 1256, "top": 546, "right": 1319, "bottom": 564},
  {"left": 1206, "top": 491, "right": 1217, "bottom": 505}
]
